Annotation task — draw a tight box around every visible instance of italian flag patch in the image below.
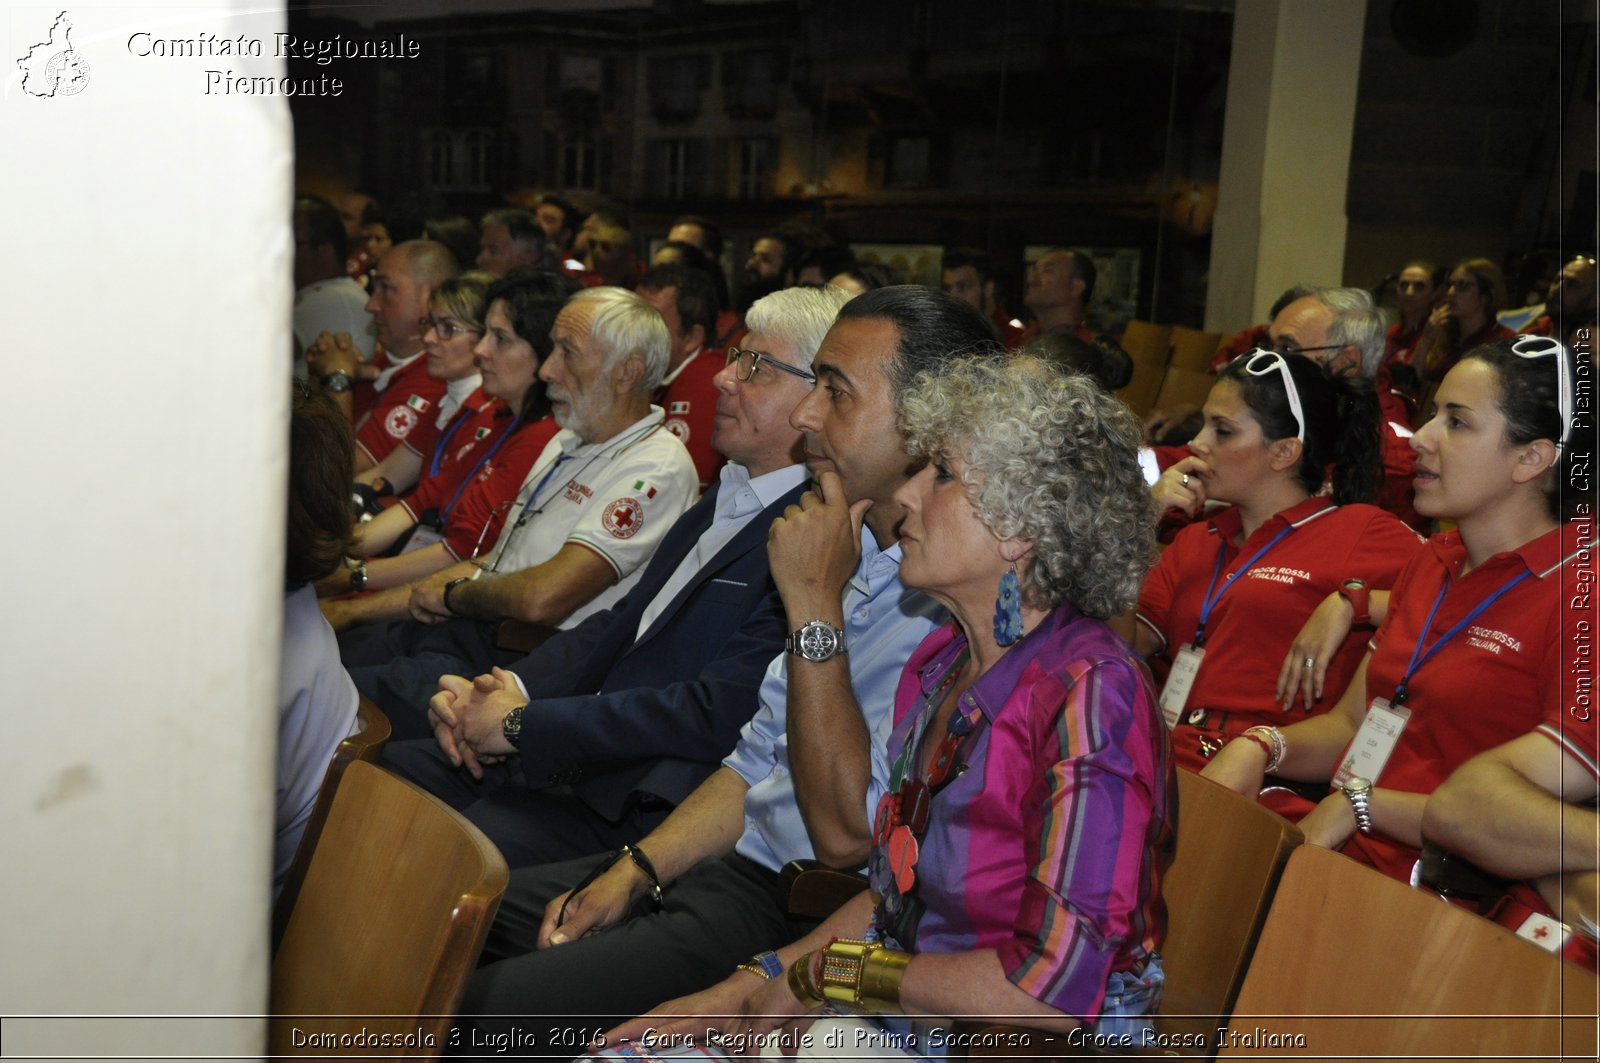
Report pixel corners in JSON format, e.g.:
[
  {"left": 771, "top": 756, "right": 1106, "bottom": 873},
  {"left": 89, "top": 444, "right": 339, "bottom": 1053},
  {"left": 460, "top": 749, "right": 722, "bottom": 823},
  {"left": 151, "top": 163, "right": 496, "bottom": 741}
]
[
  {"left": 407, "top": 394, "right": 432, "bottom": 413},
  {"left": 633, "top": 480, "right": 657, "bottom": 499}
]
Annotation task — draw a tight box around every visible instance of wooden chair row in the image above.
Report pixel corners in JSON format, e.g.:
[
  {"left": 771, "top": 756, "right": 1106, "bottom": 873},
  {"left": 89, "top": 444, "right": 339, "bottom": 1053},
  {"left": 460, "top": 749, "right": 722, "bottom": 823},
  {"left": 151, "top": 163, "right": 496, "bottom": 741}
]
[
  {"left": 1114, "top": 321, "right": 1225, "bottom": 419},
  {"left": 964, "top": 775, "right": 1598, "bottom": 1060},
  {"left": 268, "top": 699, "right": 509, "bottom": 1060}
]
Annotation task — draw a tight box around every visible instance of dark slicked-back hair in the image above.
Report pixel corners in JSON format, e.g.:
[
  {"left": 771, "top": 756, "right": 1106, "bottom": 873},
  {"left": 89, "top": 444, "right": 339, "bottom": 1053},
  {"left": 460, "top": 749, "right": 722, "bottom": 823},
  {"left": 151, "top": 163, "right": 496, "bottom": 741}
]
[
  {"left": 1065, "top": 248, "right": 1098, "bottom": 304},
  {"left": 487, "top": 268, "right": 582, "bottom": 420},
  {"left": 638, "top": 263, "right": 719, "bottom": 339},
  {"left": 941, "top": 246, "right": 994, "bottom": 285},
  {"left": 835, "top": 285, "right": 1003, "bottom": 399},
  {"left": 295, "top": 195, "right": 347, "bottom": 261},
  {"left": 287, "top": 385, "right": 355, "bottom": 587},
  {"left": 483, "top": 208, "right": 552, "bottom": 267}
]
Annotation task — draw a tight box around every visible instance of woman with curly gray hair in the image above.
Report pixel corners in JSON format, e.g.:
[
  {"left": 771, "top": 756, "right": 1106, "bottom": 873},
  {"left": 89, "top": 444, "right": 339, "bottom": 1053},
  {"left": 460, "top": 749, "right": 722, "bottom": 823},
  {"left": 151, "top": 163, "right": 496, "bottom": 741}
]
[{"left": 688, "top": 355, "right": 1177, "bottom": 1057}]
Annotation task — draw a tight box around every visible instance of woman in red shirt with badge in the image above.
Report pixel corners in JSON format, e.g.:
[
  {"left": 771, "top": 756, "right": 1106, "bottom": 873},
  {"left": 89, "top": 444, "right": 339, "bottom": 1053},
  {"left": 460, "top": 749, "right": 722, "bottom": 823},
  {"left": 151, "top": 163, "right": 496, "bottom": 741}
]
[
  {"left": 1131, "top": 350, "right": 1425, "bottom": 775},
  {"left": 1202, "top": 336, "right": 1589, "bottom": 884}
]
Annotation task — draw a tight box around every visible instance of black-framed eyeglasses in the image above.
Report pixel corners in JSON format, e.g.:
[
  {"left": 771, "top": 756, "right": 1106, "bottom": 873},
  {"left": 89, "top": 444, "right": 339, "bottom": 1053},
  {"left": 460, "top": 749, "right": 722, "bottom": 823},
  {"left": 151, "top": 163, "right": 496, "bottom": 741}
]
[
  {"left": 1265, "top": 340, "right": 1344, "bottom": 358},
  {"left": 725, "top": 346, "right": 816, "bottom": 383},
  {"left": 419, "top": 316, "right": 483, "bottom": 340}
]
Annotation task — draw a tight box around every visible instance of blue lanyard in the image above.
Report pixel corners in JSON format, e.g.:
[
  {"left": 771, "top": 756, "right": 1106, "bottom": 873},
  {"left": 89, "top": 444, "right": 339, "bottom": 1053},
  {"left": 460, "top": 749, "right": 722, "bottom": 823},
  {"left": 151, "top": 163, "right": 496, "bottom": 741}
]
[
  {"left": 1191, "top": 524, "right": 1295, "bottom": 646},
  {"left": 428, "top": 401, "right": 483, "bottom": 478},
  {"left": 436, "top": 410, "right": 517, "bottom": 523},
  {"left": 1393, "top": 568, "right": 1533, "bottom": 704},
  {"left": 514, "top": 452, "right": 574, "bottom": 524}
]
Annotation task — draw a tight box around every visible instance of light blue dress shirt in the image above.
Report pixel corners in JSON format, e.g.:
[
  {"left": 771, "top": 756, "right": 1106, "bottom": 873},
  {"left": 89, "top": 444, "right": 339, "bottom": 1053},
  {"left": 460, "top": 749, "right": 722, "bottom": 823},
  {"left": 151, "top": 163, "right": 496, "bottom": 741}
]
[{"left": 724, "top": 526, "right": 946, "bottom": 872}]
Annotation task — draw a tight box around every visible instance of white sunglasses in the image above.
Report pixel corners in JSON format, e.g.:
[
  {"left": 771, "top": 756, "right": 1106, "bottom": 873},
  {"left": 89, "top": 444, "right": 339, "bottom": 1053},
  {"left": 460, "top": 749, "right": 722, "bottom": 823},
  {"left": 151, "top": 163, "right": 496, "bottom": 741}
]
[
  {"left": 1242, "top": 349, "right": 1306, "bottom": 443},
  {"left": 1510, "top": 336, "right": 1573, "bottom": 449}
]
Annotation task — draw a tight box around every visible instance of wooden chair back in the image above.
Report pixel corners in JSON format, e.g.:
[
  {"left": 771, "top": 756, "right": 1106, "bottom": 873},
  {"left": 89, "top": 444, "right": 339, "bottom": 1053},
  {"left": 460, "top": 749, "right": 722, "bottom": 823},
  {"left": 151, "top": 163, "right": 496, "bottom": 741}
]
[
  {"left": 269, "top": 760, "right": 509, "bottom": 1060},
  {"left": 1217, "top": 845, "right": 1599, "bottom": 1061},
  {"left": 1115, "top": 321, "right": 1174, "bottom": 417},
  {"left": 1150, "top": 366, "right": 1217, "bottom": 423},
  {"left": 1167, "top": 326, "right": 1224, "bottom": 372},
  {"left": 1153, "top": 771, "right": 1304, "bottom": 1049},
  {"left": 272, "top": 696, "right": 391, "bottom": 946}
]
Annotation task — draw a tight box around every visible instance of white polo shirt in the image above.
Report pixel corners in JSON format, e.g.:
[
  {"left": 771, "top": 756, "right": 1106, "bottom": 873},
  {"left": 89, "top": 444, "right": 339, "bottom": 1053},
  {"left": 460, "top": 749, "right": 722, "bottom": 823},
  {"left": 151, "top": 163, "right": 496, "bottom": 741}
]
[{"left": 483, "top": 406, "right": 698, "bottom": 629}]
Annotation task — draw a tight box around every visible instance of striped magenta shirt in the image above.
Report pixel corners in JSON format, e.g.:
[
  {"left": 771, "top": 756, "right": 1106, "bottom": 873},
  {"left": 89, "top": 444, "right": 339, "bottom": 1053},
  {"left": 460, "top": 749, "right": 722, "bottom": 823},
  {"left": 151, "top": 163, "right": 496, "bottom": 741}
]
[{"left": 869, "top": 603, "right": 1175, "bottom": 1021}]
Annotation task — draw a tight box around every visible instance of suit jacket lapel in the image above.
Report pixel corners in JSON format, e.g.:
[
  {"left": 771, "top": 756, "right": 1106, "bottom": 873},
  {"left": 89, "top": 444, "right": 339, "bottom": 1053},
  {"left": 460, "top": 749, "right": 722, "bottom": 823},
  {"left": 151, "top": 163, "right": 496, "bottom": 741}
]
[{"left": 631, "top": 480, "right": 808, "bottom": 647}]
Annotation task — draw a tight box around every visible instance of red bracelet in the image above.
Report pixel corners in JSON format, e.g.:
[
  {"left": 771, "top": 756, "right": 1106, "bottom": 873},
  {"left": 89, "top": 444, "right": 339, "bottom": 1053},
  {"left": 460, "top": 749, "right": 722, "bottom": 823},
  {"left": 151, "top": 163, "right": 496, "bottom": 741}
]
[{"left": 1240, "top": 731, "right": 1273, "bottom": 761}]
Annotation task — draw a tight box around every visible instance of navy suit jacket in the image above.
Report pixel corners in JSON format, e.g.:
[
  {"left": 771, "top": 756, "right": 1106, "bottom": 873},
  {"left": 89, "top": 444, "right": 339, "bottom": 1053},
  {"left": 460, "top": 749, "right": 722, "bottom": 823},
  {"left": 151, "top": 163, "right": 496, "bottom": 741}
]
[{"left": 508, "top": 475, "right": 807, "bottom": 821}]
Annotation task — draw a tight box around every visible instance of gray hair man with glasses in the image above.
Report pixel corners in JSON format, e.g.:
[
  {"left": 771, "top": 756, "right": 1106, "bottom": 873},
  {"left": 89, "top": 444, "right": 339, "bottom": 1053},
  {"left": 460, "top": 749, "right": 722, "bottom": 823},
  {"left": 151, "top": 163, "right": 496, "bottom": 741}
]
[
  {"left": 381, "top": 284, "right": 851, "bottom": 863},
  {"left": 1268, "top": 286, "right": 1423, "bottom": 529}
]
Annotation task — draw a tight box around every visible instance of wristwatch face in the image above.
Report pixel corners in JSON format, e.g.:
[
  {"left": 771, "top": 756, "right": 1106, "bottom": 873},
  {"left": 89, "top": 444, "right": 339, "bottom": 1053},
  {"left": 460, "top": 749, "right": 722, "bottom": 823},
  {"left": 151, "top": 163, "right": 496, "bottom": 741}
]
[
  {"left": 502, "top": 706, "right": 524, "bottom": 743},
  {"left": 1344, "top": 776, "right": 1371, "bottom": 796},
  {"left": 793, "top": 621, "right": 845, "bottom": 661},
  {"left": 1342, "top": 579, "right": 1366, "bottom": 591}
]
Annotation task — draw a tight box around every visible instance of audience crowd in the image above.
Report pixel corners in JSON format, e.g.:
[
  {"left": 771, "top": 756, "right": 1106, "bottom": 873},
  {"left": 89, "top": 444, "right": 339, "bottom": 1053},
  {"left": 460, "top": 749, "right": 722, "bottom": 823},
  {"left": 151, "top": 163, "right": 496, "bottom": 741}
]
[{"left": 280, "top": 186, "right": 1598, "bottom": 1054}]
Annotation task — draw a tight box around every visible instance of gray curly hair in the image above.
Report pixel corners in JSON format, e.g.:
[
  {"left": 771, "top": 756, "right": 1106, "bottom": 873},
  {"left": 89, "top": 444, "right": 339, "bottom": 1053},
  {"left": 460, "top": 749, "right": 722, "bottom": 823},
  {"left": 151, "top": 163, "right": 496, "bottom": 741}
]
[{"left": 898, "top": 355, "right": 1157, "bottom": 619}]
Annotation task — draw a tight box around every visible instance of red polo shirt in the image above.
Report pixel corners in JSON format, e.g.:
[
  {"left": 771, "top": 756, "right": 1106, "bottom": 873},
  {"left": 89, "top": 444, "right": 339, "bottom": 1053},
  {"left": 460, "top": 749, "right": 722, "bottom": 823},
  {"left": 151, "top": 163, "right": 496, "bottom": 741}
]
[
  {"left": 1339, "top": 521, "right": 1595, "bottom": 880},
  {"left": 1137, "top": 497, "right": 1425, "bottom": 773},
  {"left": 353, "top": 356, "right": 448, "bottom": 465},
  {"left": 658, "top": 349, "right": 726, "bottom": 492},
  {"left": 398, "top": 393, "right": 514, "bottom": 520},
  {"left": 439, "top": 415, "right": 561, "bottom": 561}
]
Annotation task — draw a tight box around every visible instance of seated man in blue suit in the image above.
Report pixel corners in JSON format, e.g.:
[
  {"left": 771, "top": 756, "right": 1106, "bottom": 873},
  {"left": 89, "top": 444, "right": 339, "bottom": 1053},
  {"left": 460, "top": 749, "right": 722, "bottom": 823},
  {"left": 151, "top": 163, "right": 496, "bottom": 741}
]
[{"left": 381, "top": 286, "right": 852, "bottom": 866}]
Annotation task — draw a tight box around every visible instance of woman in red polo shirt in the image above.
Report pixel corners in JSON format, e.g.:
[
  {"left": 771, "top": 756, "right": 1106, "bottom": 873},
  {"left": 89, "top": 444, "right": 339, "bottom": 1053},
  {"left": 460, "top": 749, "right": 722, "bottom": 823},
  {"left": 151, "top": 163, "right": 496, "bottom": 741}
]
[
  {"left": 1132, "top": 350, "right": 1425, "bottom": 775},
  {"left": 1202, "top": 337, "right": 1589, "bottom": 884}
]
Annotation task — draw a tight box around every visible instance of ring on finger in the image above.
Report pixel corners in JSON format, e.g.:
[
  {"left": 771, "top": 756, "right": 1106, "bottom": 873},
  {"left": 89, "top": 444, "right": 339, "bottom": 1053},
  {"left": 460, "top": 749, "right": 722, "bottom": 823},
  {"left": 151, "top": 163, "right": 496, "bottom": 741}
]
[
  {"left": 1181, "top": 473, "right": 1190, "bottom": 487},
  {"left": 1302, "top": 656, "right": 1315, "bottom": 669}
]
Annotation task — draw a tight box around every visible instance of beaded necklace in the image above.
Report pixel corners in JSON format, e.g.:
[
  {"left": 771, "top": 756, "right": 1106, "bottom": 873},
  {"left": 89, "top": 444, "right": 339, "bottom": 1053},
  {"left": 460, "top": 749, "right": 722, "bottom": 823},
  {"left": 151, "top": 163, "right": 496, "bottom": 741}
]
[{"left": 869, "top": 647, "right": 988, "bottom": 943}]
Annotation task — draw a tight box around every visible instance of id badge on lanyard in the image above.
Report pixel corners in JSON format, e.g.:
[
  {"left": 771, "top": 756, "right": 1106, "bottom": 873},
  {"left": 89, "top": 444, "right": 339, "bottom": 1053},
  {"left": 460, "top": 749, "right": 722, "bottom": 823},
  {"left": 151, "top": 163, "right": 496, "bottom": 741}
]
[
  {"left": 1159, "top": 644, "right": 1204, "bottom": 729},
  {"left": 1332, "top": 697, "right": 1411, "bottom": 787}
]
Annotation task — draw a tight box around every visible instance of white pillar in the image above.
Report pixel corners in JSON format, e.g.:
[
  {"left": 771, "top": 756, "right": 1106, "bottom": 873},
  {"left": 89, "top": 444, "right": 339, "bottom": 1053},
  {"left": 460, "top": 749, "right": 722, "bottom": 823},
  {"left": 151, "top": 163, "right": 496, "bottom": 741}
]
[
  {"left": 1, "top": 3, "right": 290, "bottom": 1058},
  {"left": 1206, "top": 0, "right": 1367, "bottom": 332}
]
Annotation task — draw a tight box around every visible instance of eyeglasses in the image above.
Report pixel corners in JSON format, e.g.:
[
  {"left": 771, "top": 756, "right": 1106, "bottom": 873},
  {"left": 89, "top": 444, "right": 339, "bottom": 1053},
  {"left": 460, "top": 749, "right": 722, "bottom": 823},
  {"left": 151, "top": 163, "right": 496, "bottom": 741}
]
[
  {"left": 1511, "top": 336, "right": 1573, "bottom": 449},
  {"left": 1266, "top": 339, "right": 1344, "bottom": 358},
  {"left": 419, "top": 316, "right": 483, "bottom": 340},
  {"left": 724, "top": 346, "right": 816, "bottom": 384},
  {"left": 1243, "top": 349, "right": 1306, "bottom": 442}
]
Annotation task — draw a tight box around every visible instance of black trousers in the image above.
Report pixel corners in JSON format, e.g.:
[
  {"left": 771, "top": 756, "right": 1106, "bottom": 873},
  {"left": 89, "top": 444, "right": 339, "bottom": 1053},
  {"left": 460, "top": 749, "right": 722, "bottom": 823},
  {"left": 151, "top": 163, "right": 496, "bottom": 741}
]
[
  {"left": 383, "top": 738, "right": 668, "bottom": 867},
  {"left": 340, "top": 617, "right": 520, "bottom": 740},
  {"left": 448, "top": 853, "right": 809, "bottom": 1059}
]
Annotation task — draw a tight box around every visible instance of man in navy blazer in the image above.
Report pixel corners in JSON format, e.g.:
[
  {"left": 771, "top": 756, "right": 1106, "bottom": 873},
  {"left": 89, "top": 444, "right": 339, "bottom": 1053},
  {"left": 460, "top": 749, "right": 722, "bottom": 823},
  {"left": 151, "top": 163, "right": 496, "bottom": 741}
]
[{"left": 382, "top": 286, "right": 851, "bottom": 865}]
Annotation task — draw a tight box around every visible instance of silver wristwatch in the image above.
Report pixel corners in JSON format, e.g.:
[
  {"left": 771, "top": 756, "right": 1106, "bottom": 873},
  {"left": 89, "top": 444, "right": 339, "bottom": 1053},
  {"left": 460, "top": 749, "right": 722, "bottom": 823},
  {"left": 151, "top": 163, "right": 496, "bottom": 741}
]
[
  {"left": 321, "top": 369, "right": 354, "bottom": 393},
  {"left": 787, "top": 619, "right": 848, "bottom": 662},
  {"left": 1342, "top": 776, "right": 1374, "bottom": 835}
]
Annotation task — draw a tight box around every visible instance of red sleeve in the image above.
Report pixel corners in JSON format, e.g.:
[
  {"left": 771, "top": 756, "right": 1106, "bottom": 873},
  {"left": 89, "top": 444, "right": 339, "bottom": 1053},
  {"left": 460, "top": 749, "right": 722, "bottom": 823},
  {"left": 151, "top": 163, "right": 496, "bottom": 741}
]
[
  {"left": 1346, "top": 507, "right": 1428, "bottom": 589},
  {"left": 660, "top": 354, "right": 726, "bottom": 490},
  {"left": 1535, "top": 554, "right": 1599, "bottom": 780},
  {"left": 441, "top": 418, "right": 559, "bottom": 561},
  {"left": 401, "top": 413, "right": 447, "bottom": 462}
]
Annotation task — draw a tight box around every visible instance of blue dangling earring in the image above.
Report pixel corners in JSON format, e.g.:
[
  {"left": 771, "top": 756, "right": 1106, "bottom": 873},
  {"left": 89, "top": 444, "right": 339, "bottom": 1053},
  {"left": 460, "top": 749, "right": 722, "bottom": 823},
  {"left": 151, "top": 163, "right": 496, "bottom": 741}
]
[{"left": 993, "top": 563, "right": 1023, "bottom": 646}]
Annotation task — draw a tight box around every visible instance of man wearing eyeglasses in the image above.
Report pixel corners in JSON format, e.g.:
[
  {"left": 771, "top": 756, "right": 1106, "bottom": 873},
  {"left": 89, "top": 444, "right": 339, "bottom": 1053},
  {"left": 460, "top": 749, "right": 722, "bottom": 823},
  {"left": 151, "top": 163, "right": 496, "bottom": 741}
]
[
  {"left": 380, "top": 286, "right": 849, "bottom": 864},
  {"left": 636, "top": 263, "right": 727, "bottom": 490},
  {"left": 1268, "top": 287, "right": 1423, "bottom": 530}
]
